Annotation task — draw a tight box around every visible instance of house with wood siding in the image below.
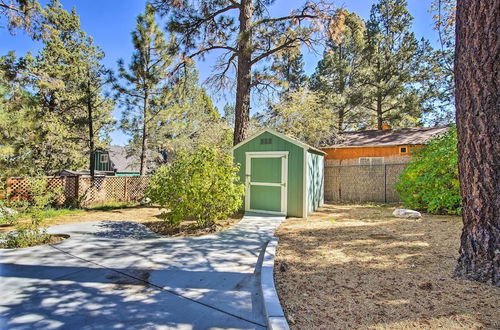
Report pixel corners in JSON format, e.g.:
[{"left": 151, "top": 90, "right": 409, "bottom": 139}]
[
  {"left": 322, "top": 127, "right": 448, "bottom": 165},
  {"left": 60, "top": 146, "right": 163, "bottom": 176}
]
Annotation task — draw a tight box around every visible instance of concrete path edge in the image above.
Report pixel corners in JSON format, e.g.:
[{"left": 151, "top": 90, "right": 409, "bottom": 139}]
[{"left": 260, "top": 237, "right": 290, "bottom": 330}]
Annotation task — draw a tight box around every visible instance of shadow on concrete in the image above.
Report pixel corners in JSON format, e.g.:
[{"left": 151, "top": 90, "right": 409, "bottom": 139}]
[
  {"left": 1, "top": 265, "right": 264, "bottom": 329},
  {"left": 1, "top": 213, "right": 284, "bottom": 329}
]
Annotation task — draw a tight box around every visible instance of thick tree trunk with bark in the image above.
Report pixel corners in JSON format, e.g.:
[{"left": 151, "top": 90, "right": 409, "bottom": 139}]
[
  {"left": 233, "top": 0, "right": 252, "bottom": 146},
  {"left": 454, "top": 0, "right": 499, "bottom": 286}
]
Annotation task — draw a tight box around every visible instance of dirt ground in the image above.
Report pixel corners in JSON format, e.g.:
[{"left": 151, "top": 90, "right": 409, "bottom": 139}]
[
  {"left": 274, "top": 203, "right": 499, "bottom": 330},
  {"left": 0, "top": 206, "right": 242, "bottom": 237}
]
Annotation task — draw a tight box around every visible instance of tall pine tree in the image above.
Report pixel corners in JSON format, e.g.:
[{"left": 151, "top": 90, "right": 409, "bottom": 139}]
[
  {"left": 151, "top": 0, "right": 337, "bottom": 145},
  {"left": 0, "top": 53, "right": 43, "bottom": 177},
  {"left": 0, "top": 0, "right": 44, "bottom": 38},
  {"left": 310, "top": 10, "right": 367, "bottom": 132},
  {"left": 23, "top": 0, "right": 113, "bottom": 174},
  {"left": 425, "top": 0, "right": 456, "bottom": 124},
  {"left": 153, "top": 64, "right": 229, "bottom": 155},
  {"left": 115, "top": 4, "right": 173, "bottom": 175},
  {"left": 270, "top": 43, "right": 308, "bottom": 94},
  {"left": 78, "top": 50, "right": 115, "bottom": 177},
  {"left": 362, "top": 0, "right": 431, "bottom": 129}
]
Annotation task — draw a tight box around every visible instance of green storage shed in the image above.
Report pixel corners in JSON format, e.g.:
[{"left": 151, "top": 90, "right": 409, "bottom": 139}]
[{"left": 232, "top": 128, "right": 325, "bottom": 217}]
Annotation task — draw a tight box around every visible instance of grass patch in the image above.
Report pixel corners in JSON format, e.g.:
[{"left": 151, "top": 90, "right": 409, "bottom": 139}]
[
  {"left": 408, "top": 243, "right": 424, "bottom": 250},
  {"left": 87, "top": 202, "right": 139, "bottom": 211},
  {"left": 1, "top": 205, "right": 243, "bottom": 238},
  {"left": 39, "top": 208, "right": 84, "bottom": 219}
]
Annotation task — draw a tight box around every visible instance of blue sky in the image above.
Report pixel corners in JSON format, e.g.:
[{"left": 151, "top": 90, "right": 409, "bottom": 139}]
[{"left": 0, "top": 0, "right": 438, "bottom": 145}]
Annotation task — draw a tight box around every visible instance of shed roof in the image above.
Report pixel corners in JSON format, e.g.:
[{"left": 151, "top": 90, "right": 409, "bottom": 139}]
[
  {"left": 324, "top": 126, "right": 449, "bottom": 148},
  {"left": 232, "top": 128, "right": 326, "bottom": 155}
]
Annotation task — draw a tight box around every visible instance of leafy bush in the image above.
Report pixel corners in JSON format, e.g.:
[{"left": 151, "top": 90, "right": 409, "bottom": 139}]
[
  {"left": 396, "top": 127, "right": 461, "bottom": 214},
  {"left": 1, "top": 177, "right": 62, "bottom": 248},
  {"left": 0, "top": 203, "right": 19, "bottom": 225},
  {"left": 27, "top": 177, "right": 63, "bottom": 210},
  {"left": 146, "top": 147, "right": 244, "bottom": 227},
  {"left": 1, "top": 223, "right": 52, "bottom": 248}
]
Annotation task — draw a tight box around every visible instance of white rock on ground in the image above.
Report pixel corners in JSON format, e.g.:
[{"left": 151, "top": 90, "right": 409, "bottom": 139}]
[
  {"left": 0, "top": 207, "right": 17, "bottom": 218},
  {"left": 393, "top": 208, "right": 422, "bottom": 219},
  {"left": 140, "top": 197, "right": 151, "bottom": 205}
]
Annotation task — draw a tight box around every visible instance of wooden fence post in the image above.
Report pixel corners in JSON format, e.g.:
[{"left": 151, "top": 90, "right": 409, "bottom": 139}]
[{"left": 5, "top": 177, "right": 11, "bottom": 200}]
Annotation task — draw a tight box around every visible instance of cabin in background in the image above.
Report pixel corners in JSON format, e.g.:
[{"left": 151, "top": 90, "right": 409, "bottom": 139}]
[
  {"left": 322, "top": 127, "right": 449, "bottom": 165},
  {"left": 60, "top": 146, "right": 163, "bottom": 176}
]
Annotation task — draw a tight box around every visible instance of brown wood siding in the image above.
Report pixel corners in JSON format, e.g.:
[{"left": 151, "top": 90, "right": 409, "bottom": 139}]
[{"left": 321, "top": 145, "right": 423, "bottom": 161}]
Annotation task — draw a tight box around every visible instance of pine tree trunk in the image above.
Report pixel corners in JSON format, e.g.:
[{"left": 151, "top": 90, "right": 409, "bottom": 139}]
[
  {"left": 233, "top": 0, "right": 252, "bottom": 146},
  {"left": 338, "top": 108, "right": 344, "bottom": 132},
  {"left": 454, "top": 0, "right": 499, "bottom": 286},
  {"left": 376, "top": 94, "right": 383, "bottom": 130},
  {"left": 140, "top": 93, "right": 149, "bottom": 176},
  {"left": 87, "top": 85, "right": 95, "bottom": 178}
]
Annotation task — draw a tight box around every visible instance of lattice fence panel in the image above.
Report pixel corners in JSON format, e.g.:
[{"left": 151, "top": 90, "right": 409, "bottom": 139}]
[
  {"left": 46, "top": 177, "right": 69, "bottom": 204},
  {"left": 3, "top": 176, "right": 151, "bottom": 207},
  {"left": 4, "top": 177, "right": 78, "bottom": 205},
  {"left": 63, "top": 176, "right": 78, "bottom": 203},
  {"left": 78, "top": 177, "right": 105, "bottom": 206},
  {"left": 127, "top": 177, "right": 150, "bottom": 202},
  {"left": 6, "top": 178, "right": 30, "bottom": 201},
  {"left": 104, "top": 177, "right": 127, "bottom": 202}
]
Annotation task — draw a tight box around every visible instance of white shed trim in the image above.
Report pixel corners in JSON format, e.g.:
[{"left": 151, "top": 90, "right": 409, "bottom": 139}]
[{"left": 231, "top": 128, "right": 326, "bottom": 155}]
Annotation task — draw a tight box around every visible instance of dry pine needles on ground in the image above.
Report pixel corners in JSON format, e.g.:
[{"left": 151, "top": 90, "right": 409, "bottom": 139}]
[
  {"left": 0, "top": 207, "right": 242, "bottom": 237},
  {"left": 274, "top": 203, "right": 499, "bottom": 329}
]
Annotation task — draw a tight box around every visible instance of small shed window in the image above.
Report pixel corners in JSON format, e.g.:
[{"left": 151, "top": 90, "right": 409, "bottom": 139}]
[
  {"left": 359, "top": 157, "right": 384, "bottom": 165},
  {"left": 100, "top": 154, "right": 109, "bottom": 163},
  {"left": 260, "top": 138, "right": 272, "bottom": 145},
  {"left": 400, "top": 147, "right": 408, "bottom": 153}
]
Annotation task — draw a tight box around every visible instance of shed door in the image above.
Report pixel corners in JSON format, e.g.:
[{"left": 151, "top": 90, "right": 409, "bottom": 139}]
[{"left": 245, "top": 152, "right": 288, "bottom": 215}]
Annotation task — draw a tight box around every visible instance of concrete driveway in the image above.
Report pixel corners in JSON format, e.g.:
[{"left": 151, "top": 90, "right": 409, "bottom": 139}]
[{"left": 0, "top": 213, "right": 284, "bottom": 329}]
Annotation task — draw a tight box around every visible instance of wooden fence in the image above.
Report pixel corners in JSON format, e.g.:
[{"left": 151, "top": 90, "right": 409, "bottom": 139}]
[
  {"left": 2, "top": 176, "right": 150, "bottom": 207},
  {"left": 3, "top": 164, "right": 406, "bottom": 207},
  {"left": 324, "top": 163, "right": 408, "bottom": 203}
]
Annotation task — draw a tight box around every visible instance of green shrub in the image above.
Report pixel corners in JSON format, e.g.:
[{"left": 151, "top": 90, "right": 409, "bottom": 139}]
[
  {"left": 146, "top": 147, "right": 244, "bottom": 227},
  {"left": 1, "top": 223, "right": 52, "bottom": 248},
  {"left": 27, "top": 177, "right": 63, "bottom": 210},
  {"left": 1, "top": 177, "right": 63, "bottom": 248},
  {"left": 395, "top": 126, "right": 461, "bottom": 214},
  {"left": 0, "top": 201, "right": 19, "bottom": 225}
]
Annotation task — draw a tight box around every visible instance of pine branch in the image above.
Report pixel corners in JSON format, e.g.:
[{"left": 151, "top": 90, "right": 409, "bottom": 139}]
[{"left": 251, "top": 36, "right": 305, "bottom": 65}]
